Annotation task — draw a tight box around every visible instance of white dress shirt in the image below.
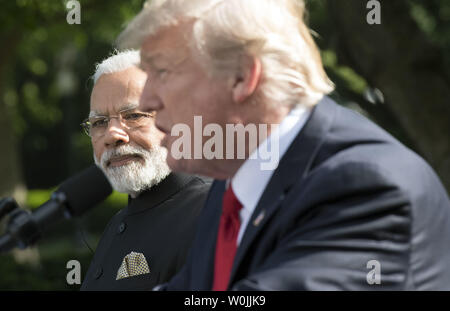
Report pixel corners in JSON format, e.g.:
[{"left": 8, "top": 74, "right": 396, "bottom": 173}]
[{"left": 230, "top": 105, "right": 313, "bottom": 245}]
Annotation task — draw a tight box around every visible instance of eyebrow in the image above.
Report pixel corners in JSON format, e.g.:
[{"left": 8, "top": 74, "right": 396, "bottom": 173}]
[
  {"left": 89, "top": 102, "right": 140, "bottom": 118},
  {"left": 119, "top": 102, "right": 140, "bottom": 112},
  {"left": 140, "top": 52, "right": 165, "bottom": 68}
]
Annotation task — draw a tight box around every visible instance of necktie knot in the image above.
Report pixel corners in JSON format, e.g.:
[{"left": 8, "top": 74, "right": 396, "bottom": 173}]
[{"left": 222, "top": 185, "right": 242, "bottom": 216}]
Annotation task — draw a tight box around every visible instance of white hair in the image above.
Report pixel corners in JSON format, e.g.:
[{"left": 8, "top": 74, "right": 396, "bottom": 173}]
[
  {"left": 92, "top": 49, "right": 141, "bottom": 84},
  {"left": 117, "top": 0, "right": 334, "bottom": 108}
]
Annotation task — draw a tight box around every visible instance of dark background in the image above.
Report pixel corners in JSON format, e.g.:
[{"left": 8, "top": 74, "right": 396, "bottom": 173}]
[{"left": 0, "top": 0, "right": 449, "bottom": 290}]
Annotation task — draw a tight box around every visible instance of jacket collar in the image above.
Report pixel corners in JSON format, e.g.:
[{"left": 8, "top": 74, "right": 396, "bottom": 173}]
[{"left": 126, "top": 172, "right": 195, "bottom": 215}]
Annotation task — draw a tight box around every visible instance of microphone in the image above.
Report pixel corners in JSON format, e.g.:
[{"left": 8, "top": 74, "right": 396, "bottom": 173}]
[{"left": 0, "top": 165, "right": 112, "bottom": 253}]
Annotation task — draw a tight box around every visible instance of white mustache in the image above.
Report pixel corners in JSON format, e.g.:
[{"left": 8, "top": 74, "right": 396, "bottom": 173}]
[
  {"left": 100, "top": 145, "right": 148, "bottom": 169},
  {"left": 94, "top": 144, "right": 170, "bottom": 196}
]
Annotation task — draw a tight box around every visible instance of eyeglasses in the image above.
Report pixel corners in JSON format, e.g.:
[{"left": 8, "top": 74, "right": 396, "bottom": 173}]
[{"left": 81, "top": 108, "right": 155, "bottom": 138}]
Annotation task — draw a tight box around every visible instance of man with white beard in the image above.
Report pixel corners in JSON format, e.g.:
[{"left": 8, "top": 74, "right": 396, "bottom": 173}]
[{"left": 80, "top": 50, "right": 211, "bottom": 291}]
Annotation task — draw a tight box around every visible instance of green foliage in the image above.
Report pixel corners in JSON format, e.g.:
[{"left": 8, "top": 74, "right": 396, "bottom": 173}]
[
  {"left": 321, "top": 50, "right": 368, "bottom": 94},
  {"left": 26, "top": 188, "right": 128, "bottom": 210},
  {"left": 409, "top": 0, "right": 450, "bottom": 45},
  {"left": 26, "top": 188, "right": 56, "bottom": 209},
  {"left": 409, "top": 0, "right": 450, "bottom": 77},
  {"left": 1, "top": 0, "right": 146, "bottom": 187},
  {"left": 0, "top": 243, "right": 92, "bottom": 290}
]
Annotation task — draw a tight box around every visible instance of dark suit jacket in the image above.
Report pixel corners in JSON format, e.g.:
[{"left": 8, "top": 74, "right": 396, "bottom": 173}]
[
  {"left": 162, "top": 97, "right": 450, "bottom": 290},
  {"left": 80, "top": 173, "right": 211, "bottom": 290}
]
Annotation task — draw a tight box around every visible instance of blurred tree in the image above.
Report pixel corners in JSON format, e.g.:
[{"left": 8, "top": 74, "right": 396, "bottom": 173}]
[
  {"left": 308, "top": 0, "right": 450, "bottom": 192},
  {"left": 0, "top": 3, "right": 25, "bottom": 200},
  {"left": 0, "top": 0, "right": 145, "bottom": 192}
]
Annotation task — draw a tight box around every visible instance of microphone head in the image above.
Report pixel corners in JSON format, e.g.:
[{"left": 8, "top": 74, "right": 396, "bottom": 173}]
[{"left": 57, "top": 165, "right": 113, "bottom": 217}]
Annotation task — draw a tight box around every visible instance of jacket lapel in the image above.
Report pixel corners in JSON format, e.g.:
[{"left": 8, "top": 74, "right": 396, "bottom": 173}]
[
  {"left": 228, "top": 96, "right": 337, "bottom": 287},
  {"left": 192, "top": 180, "right": 226, "bottom": 290}
]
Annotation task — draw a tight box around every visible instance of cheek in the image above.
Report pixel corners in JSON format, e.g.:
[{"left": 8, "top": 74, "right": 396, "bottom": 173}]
[
  {"left": 161, "top": 72, "right": 229, "bottom": 129},
  {"left": 131, "top": 127, "right": 163, "bottom": 150},
  {"left": 92, "top": 139, "right": 103, "bottom": 162},
  {"left": 193, "top": 88, "right": 228, "bottom": 124},
  {"left": 162, "top": 75, "right": 201, "bottom": 113},
  {"left": 155, "top": 128, "right": 165, "bottom": 141}
]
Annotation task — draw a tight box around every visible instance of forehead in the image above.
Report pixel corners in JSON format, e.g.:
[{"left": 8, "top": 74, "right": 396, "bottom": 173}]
[
  {"left": 140, "top": 24, "right": 193, "bottom": 66},
  {"left": 90, "top": 67, "right": 146, "bottom": 114}
]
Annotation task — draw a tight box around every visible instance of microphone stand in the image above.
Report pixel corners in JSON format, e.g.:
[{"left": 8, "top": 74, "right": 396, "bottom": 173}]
[
  {"left": 0, "top": 194, "right": 68, "bottom": 254},
  {"left": 0, "top": 198, "right": 20, "bottom": 253},
  {"left": 0, "top": 165, "right": 112, "bottom": 254}
]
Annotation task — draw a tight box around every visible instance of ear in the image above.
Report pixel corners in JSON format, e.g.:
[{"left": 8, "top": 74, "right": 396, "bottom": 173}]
[{"left": 232, "top": 56, "right": 262, "bottom": 104}]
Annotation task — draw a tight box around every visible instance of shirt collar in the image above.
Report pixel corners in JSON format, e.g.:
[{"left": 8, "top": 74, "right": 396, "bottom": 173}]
[{"left": 231, "top": 105, "right": 312, "bottom": 213}]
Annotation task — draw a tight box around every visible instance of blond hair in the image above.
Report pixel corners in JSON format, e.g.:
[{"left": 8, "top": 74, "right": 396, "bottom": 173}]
[{"left": 118, "top": 0, "right": 334, "bottom": 108}]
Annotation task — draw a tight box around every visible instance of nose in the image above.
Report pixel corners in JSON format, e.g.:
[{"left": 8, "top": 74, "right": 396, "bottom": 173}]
[
  {"left": 139, "top": 76, "right": 164, "bottom": 113},
  {"left": 103, "top": 118, "right": 130, "bottom": 147}
]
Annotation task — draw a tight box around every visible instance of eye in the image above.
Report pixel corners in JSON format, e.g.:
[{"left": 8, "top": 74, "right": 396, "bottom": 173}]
[
  {"left": 156, "top": 68, "right": 169, "bottom": 78},
  {"left": 123, "top": 112, "right": 146, "bottom": 121},
  {"left": 91, "top": 118, "right": 108, "bottom": 128}
]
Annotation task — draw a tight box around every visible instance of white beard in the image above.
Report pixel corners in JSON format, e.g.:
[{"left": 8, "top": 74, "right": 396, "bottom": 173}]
[{"left": 95, "top": 144, "right": 171, "bottom": 198}]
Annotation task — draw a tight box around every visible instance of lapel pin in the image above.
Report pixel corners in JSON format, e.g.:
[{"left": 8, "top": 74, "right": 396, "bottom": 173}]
[{"left": 253, "top": 210, "right": 266, "bottom": 227}]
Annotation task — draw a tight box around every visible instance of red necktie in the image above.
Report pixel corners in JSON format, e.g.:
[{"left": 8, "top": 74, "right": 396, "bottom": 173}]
[{"left": 212, "top": 185, "right": 243, "bottom": 291}]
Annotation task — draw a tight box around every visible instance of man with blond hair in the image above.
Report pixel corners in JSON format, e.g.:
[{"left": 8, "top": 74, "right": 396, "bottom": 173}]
[
  {"left": 118, "top": 0, "right": 450, "bottom": 290},
  {"left": 80, "top": 50, "right": 211, "bottom": 290}
]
